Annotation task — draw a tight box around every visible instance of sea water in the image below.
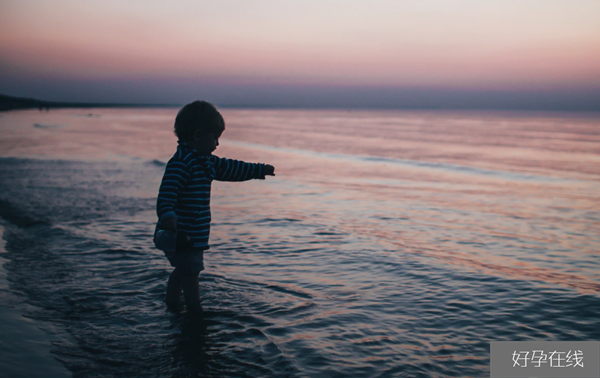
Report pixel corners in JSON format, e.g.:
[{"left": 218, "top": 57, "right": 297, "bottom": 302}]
[{"left": 0, "top": 108, "right": 598, "bottom": 377}]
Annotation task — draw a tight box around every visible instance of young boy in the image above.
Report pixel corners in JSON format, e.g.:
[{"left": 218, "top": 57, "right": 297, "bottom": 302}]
[{"left": 155, "top": 100, "right": 275, "bottom": 313}]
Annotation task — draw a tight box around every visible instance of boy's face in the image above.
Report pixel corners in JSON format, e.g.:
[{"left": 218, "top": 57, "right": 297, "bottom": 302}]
[{"left": 192, "top": 131, "right": 221, "bottom": 155}]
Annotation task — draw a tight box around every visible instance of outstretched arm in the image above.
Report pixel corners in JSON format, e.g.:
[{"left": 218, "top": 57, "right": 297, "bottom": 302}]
[{"left": 212, "top": 156, "right": 275, "bottom": 181}]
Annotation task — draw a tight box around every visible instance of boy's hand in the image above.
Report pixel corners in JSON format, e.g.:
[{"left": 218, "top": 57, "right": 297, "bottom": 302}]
[
  {"left": 162, "top": 218, "right": 177, "bottom": 231},
  {"left": 264, "top": 164, "right": 275, "bottom": 176}
]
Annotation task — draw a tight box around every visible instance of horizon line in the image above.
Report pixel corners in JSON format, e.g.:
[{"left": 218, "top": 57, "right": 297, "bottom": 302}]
[{"left": 1, "top": 92, "right": 600, "bottom": 113}]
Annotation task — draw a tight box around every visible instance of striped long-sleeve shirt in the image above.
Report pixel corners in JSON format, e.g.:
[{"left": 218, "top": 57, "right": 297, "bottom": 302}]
[{"left": 155, "top": 141, "right": 266, "bottom": 250}]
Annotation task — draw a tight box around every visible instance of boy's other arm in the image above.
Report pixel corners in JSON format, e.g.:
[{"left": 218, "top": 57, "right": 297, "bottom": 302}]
[
  {"left": 212, "top": 156, "right": 275, "bottom": 182},
  {"left": 157, "top": 158, "right": 190, "bottom": 229}
]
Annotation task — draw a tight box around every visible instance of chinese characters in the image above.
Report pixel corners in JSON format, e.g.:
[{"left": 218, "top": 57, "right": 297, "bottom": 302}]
[{"left": 512, "top": 350, "right": 584, "bottom": 368}]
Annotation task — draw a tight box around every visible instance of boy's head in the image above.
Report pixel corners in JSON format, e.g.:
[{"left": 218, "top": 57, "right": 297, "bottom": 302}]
[{"left": 174, "top": 100, "right": 225, "bottom": 143}]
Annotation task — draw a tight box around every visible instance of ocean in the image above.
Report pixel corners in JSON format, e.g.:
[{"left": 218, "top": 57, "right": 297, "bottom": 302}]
[{"left": 0, "top": 108, "right": 598, "bottom": 377}]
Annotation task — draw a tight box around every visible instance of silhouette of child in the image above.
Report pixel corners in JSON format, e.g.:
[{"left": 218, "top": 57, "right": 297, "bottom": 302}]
[{"left": 154, "top": 100, "right": 275, "bottom": 313}]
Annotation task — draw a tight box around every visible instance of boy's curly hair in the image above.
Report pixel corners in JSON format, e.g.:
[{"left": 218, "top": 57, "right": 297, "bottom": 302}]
[{"left": 174, "top": 100, "right": 225, "bottom": 142}]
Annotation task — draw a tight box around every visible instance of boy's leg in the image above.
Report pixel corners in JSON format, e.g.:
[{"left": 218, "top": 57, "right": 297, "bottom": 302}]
[
  {"left": 166, "top": 267, "right": 184, "bottom": 310},
  {"left": 182, "top": 271, "right": 203, "bottom": 313}
]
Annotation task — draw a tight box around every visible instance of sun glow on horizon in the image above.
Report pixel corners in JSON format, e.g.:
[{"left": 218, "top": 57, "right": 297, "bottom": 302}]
[{"left": 1, "top": 0, "right": 599, "bottom": 105}]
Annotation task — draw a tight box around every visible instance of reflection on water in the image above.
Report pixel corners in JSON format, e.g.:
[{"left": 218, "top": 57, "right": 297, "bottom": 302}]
[{"left": 0, "top": 108, "right": 598, "bottom": 377}]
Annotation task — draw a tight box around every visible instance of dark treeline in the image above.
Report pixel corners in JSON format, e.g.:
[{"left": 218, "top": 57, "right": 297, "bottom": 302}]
[{"left": 0, "top": 93, "right": 173, "bottom": 112}]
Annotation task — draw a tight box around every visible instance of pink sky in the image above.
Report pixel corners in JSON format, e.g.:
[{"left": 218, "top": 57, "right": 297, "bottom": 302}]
[{"left": 1, "top": 0, "right": 599, "bottom": 107}]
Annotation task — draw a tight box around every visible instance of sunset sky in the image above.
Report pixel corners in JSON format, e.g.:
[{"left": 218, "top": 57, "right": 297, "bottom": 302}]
[{"left": 1, "top": 0, "right": 599, "bottom": 109}]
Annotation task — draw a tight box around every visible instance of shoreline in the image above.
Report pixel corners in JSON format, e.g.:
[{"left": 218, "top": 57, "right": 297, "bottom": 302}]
[{"left": 0, "top": 224, "right": 71, "bottom": 378}]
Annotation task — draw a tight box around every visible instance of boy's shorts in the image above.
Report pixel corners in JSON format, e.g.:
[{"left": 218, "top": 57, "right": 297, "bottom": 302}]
[{"left": 165, "top": 248, "right": 205, "bottom": 275}]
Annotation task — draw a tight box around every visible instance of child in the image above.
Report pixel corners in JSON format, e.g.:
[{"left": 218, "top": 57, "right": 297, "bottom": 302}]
[{"left": 154, "top": 100, "right": 275, "bottom": 313}]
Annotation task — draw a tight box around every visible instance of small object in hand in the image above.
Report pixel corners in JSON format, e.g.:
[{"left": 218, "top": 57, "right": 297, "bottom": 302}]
[{"left": 154, "top": 230, "right": 177, "bottom": 253}]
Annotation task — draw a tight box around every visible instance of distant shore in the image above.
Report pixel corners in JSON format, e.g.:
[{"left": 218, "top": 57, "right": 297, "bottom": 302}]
[{"left": 0, "top": 93, "right": 175, "bottom": 112}]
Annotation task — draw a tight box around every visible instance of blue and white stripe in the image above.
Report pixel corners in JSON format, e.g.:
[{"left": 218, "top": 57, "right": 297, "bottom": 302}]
[{"left": 155, "top": 141, "right": 265, "bottom": 250}]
